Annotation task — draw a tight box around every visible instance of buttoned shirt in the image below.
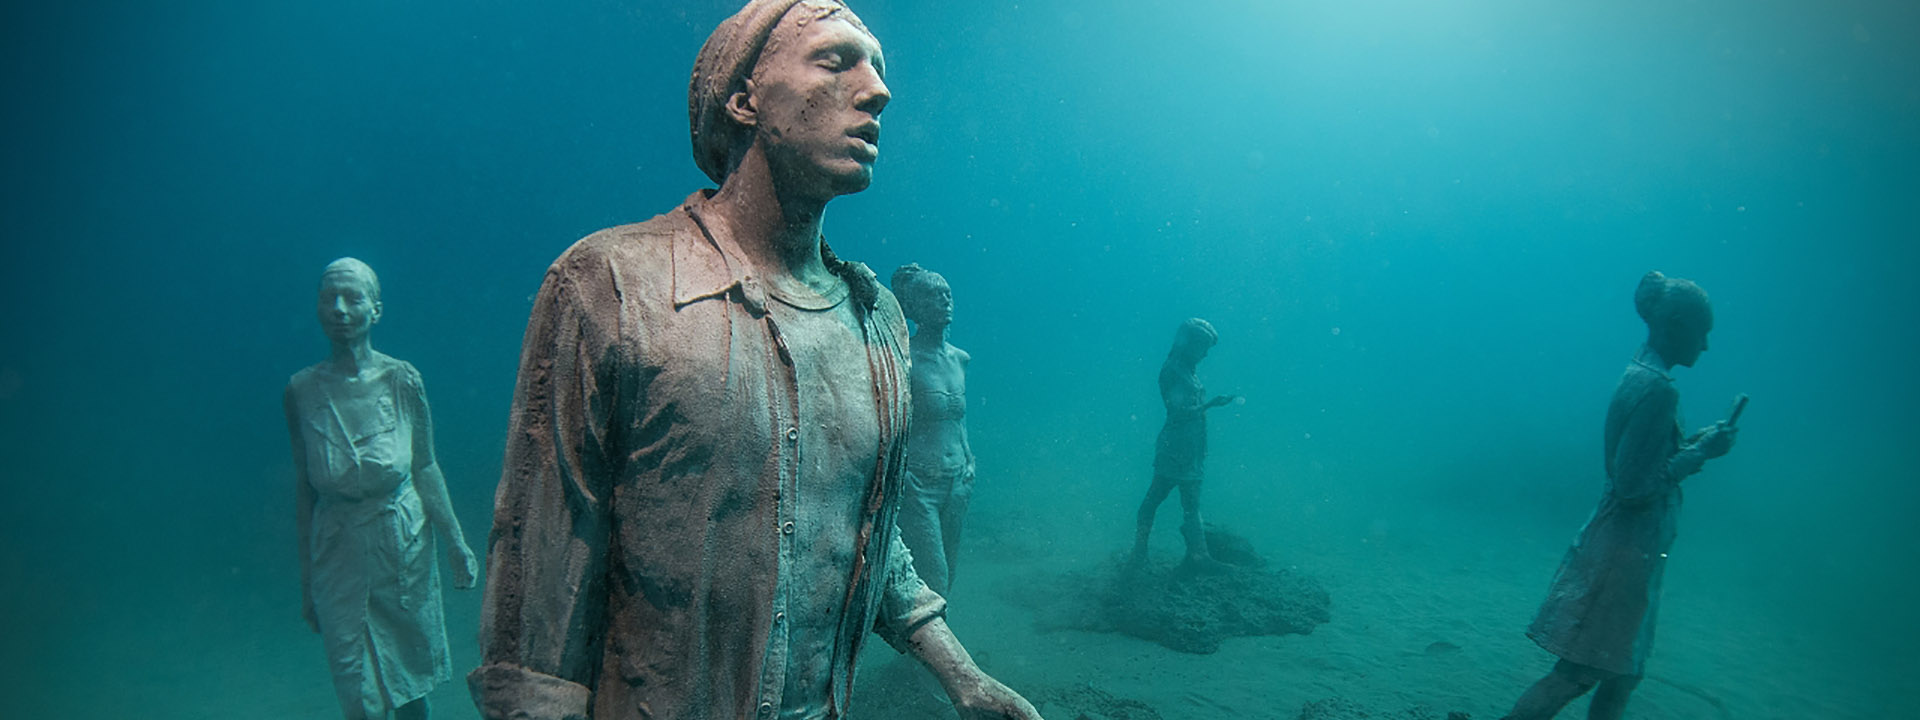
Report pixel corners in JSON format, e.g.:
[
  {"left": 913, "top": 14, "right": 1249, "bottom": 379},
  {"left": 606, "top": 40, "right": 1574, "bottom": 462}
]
[{"left": 469, "top": 191, "right": 945, "bottom": 720}]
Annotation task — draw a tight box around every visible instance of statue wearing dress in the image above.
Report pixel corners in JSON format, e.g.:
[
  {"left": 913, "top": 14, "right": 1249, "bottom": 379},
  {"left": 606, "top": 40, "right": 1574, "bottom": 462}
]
[
  {"left": 1501, "top": 271, "right": 1740, "bottom": 720},
  {"left": 285, "top": 258, "right": 478, "bottom": 720}
]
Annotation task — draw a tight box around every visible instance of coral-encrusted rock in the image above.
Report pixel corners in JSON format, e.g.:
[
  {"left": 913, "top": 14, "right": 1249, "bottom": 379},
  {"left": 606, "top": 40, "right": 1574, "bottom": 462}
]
[{"left": 1013, "top": 526, "right": 1330, "bottom": 654}]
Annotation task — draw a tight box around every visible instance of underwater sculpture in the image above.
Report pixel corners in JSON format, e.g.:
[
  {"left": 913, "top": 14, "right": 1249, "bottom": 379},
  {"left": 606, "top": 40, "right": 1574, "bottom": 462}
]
[
  {"left": 1131, "top": 318, "right": 1240, "bottom": 570},
  {"left": 468, "top": 2, "right": 1039, "bottom": 719},
  {"left": 892, "top": 263, "right": 974, "bottom": 596},
  {"left": 283, "top": 257, "right": 480, "bottom": 720},
  {"left": 1502, "top": 271, "right": 1743, "bottom": 720}
]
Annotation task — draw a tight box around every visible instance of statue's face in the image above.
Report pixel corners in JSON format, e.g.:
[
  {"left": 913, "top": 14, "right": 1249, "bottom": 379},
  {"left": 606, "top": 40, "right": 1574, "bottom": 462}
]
[
  {"left": 905, "top": 274, "right": 952, "bottom": 327},
  {"left": 1652, "top": 292, "right": 1713, "bottom": 368},
  {"left": 1662, "top": 314, "right": 1711, "bottom": 367},
  {"left": 317, "top": 273, "right": 381, "bottom": 344},
  {"left": 749, "top": 7, "right": 888, "bottom": 199}
]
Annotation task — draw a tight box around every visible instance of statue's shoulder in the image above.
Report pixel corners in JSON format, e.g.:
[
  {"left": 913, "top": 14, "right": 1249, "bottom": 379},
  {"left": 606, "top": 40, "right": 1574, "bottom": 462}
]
[
  {"left": 863, "top": 268, "right": 909, "bottom": 334},
  {"left": 286, "top": 364, "right": 326, "bottom": 398},
  {"left": 1614, "top": 362, "right": 1678, "bottom": 413},
  {"left": 373, "top": 354, "right": 424, "bottom": 393},
  {"left": 1620, "top": 362, "right": 1676, "bottom": 392},
  {"left": 539, "top": 205, "right": 699, "bottom": 304},
  {"left": 557, "top": 209, "right": 693, "bottom": 272}
]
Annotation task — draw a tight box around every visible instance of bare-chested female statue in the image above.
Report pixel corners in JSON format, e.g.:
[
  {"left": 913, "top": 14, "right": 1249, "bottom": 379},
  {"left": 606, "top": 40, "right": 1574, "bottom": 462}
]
[
  {"left": 1131, "top": 318, "right": 1239, "bottom": 569},
  {"left": 892, "top": 263, "right": 973, "bottom": 596},
  {"left": 284, "top": 258, "right": 479, "bottom": 720},
  {"left": 1501, "top": 271, "right": 1742, "bottom": 720}
]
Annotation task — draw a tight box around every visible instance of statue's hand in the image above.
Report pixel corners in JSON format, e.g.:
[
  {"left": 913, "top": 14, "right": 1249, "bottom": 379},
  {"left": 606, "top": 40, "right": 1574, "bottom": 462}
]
[
  {"left": 452, "top": 544, "right": 480, "bottom": 590},
  {"left": 1206, "top": 395, "right": 1238, "bottom": 409},
  {"left": 948, "top": 673, "right": 1042, "bottom": 720},
  {"left": 1696, "top": 422, "right": 1737, "bottom": 459}
]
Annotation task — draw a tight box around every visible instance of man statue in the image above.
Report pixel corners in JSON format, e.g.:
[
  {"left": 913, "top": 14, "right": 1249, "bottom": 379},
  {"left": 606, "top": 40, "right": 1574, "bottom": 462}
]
[{"left": 467, "top": 3, "right": 1042, "bottom": 720}]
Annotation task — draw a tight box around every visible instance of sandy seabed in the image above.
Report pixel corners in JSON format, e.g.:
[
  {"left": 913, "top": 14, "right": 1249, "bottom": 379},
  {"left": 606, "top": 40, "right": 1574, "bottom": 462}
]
[{"left": 15, "top": 471, "right": 1910, "bottom": 720}]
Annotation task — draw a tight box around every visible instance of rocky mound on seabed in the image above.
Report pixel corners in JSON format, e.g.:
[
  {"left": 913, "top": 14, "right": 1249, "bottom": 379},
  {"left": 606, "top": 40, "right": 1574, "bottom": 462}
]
[
  {"left": 1012, "top": 525, "right": 1331, "bottom": 654},
  {"left": 1027, "top": 683, "right": 1164, "bottom": 720},
  {"left": 1296, "top": 697, "right": 1472, "bottom": 720}
]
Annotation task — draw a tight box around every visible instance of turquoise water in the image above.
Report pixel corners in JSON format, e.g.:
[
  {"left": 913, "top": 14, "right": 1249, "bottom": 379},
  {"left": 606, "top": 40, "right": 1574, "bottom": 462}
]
[{"left": 2, "top": 1, "right": 1914, "bottom": 717}]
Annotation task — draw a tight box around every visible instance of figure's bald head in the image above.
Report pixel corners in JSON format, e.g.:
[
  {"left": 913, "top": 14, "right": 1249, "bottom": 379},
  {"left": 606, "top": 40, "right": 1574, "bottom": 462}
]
[{"left": 321, "top": 257, "right": 380, "bottom": 302}]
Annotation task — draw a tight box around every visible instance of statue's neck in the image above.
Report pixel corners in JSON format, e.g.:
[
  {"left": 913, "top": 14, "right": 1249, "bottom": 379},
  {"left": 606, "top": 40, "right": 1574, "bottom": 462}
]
[
  {"left": 705, "top": 145, "right": 831, "bottom": 286},
  {"left": 328, "top": 339, "right": 376, "bottom": 378},
  {"left": 911, "top": 323, "right": 949, "bottom": 350},
  {"left": 1634, "top": 343, "right": 1673, "bottom": 372}
]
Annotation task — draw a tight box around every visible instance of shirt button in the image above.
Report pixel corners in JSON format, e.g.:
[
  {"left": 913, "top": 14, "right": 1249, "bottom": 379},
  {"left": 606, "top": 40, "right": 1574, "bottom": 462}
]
[
  {"left": 782, "top": 521, "right": 795, "bottom": 535},
  {"left": 786, "top": 426, "right": 799, "bottom": 441},
  {"left": 775, "top": 611, "right": 786, "bottom": 623},
  {"left": 759, "top": 701, "right": 773, "bottom": 715}
]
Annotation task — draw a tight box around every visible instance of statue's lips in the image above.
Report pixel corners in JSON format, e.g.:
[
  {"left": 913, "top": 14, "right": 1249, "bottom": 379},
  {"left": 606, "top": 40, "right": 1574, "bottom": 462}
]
[{"left": 848, "top": 123, "right": 880, "bottom": 160}]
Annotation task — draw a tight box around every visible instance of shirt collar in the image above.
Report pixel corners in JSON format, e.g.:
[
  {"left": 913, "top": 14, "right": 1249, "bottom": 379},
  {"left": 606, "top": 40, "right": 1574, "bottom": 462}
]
[
  {"left": 672, "top": 190, "right": 754, "bottom": 311},
  {"left": 671, "top": 189, "right": 881, "bottom": 315}
]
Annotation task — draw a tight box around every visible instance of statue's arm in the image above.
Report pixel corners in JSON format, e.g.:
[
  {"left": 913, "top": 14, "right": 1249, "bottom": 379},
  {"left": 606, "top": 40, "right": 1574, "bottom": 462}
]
[
  {"left": 1160, "top": 370, "right": 1203, "bottom": 414},
  {"left": 904, "top": 618, "right": 1042, "bottom": 720},
  {"left": 403, "top": 365, "right": 478, "bottom": 589},
  {"left": 1163, "top": 371, "right": 1232, "bottom": 414},
  {"left": 284, "top": 383, "right": 318, "bottom": 631},
  {"left": 871, "top": 522, "right": 1037, "bottom": 718},
  {"left": 1612, "top": 381, "right": 1695, "bottom": 504},
  {"left": 470, "top": 267, "right": 619, "bottom": 720}
]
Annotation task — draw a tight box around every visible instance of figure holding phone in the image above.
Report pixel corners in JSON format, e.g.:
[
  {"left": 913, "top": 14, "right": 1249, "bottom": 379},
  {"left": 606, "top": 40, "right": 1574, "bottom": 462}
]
[{"left": 1502, "top": 272, "right": 1742, "bottom": 720}]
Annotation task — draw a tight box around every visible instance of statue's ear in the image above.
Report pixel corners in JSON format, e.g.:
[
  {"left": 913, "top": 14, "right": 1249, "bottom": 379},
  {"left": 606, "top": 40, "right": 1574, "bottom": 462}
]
[
  {"left": 371, "top": 301, "right": 384, "bottom": 325},
  {"left": 725, "top": 81, "right": 759, "bottom": 127}
]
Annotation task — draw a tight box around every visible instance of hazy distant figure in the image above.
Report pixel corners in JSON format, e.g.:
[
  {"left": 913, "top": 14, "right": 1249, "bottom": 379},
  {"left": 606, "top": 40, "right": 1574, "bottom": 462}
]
[
  {"left": 284, "top": 258, "right": 479, "bottom": 720},
  {"left": 1502, "top": 271, "right": 1741, "bottom": 720},
  {"left": 1131, "top": 318, "right": 1240, "bottom": 569},
  {"left": 893, "top": 263, "right": 974, "bottom": 595}
]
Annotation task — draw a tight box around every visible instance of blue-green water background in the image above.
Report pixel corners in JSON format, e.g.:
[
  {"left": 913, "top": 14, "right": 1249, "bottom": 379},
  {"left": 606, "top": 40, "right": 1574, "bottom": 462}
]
[{"left": 2, "top": 1, "right": 1915, "bottom": 717}]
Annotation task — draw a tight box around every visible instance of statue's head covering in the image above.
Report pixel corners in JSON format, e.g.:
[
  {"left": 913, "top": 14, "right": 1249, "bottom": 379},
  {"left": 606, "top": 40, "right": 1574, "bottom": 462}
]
[
  {"left": 321, "top": 257, "right": 381, "bottom": 302},
  {"left": 890, "top": 262, "right": 950, "bottom": 324},
  {"left": 688, "top": 0, "right": 861, "bottom": 184},
  {"left": 1176, "top": 317, "right": 1218, "bottom": 347},
  {"left": 1633, "top": 270, "right": 1710, "bottom": 332}
]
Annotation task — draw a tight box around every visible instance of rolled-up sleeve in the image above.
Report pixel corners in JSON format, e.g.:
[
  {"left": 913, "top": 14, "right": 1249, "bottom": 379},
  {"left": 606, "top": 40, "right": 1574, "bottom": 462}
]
[
  {"left": 871, "top": 521, "right": 948, "bottom": 652},
  {"left": 470, "top": 259, "right": 623, "bottom": 719}
]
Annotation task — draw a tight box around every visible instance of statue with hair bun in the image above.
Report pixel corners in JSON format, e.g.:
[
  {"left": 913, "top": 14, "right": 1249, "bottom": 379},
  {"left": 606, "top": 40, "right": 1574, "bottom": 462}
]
[
  {"left": 284, "top": 258, "right": 479, "bottom": 720},
  {"left": 1502, "top": 271, "right": 1743, "bottom": 720}
]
